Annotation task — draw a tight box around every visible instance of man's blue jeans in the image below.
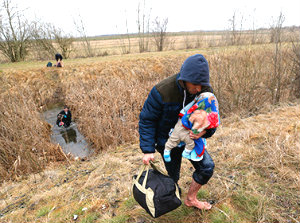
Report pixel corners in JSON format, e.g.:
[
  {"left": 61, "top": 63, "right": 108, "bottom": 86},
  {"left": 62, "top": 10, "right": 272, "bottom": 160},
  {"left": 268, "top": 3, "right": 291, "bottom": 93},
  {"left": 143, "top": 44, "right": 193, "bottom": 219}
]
[{"left": 158, "top": 146, "right": 215, "bottom": 185}]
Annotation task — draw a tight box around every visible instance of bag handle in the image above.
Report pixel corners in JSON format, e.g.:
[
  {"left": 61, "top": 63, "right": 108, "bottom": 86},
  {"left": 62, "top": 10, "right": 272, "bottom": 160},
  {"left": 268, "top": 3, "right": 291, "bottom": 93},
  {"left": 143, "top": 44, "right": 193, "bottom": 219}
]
[
  {"left": 142, "top": 165, "right": 149, "bottom": 188},
  {"left": 135, "top": 164, "right": 150, "bottom": 189},
  {"left": 136, "top": 164, "right": 146, "bottom": 181},
  {"left": 149, "top": 160, "right": 168, "bottom": 176},
  {"left": 134, "top": 161, "right": 168, "bottom": 190}
]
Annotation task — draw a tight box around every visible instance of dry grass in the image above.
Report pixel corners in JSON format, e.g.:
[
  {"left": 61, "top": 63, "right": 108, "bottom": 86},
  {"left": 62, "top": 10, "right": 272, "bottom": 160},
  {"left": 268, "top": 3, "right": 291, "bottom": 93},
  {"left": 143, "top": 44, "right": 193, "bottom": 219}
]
[
  {"left": 0, "top": 70, "right": 67, "bottom": 180},
  {"left": 207, "top": 103, "right": 300, "bottom": 222},
  {"left": 62, "top": 56, "right": 183, "bottom": 151},
  {"left": 63, "top": 44, "right": 299, "bottom": 153},
  {"left": 0, "top": 103, "right": 299, "bottom": 223},
  {"left": 0, "top": 43, "right": 299, "bottom": 183}
]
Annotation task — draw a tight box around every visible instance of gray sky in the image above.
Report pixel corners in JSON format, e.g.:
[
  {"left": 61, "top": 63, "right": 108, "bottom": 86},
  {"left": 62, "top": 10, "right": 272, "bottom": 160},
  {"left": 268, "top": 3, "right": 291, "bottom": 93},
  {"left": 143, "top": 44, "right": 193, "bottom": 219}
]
[{"left": 15, "top": 0, "right": 300, "bottom": 37}]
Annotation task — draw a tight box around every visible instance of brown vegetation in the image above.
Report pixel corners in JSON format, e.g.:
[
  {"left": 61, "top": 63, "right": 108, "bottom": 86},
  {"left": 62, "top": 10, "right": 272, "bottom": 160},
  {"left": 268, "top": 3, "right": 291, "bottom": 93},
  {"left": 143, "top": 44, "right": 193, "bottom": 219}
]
[
  {"left": 0, "top": 43, "right": 299, "bottom": 182},
  {"left": 0, "top": 103, "right": 299, "bottom": 222},
  {"left": 0, "top": 69, "right": 67, "bottom": 180}
]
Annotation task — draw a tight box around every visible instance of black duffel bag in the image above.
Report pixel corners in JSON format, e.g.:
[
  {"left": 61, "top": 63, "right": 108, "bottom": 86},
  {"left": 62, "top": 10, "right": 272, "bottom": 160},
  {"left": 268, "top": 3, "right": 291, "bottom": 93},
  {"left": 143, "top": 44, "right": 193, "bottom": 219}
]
[{"left": 132, "top": 161, "right": 182, "bottom": 218}]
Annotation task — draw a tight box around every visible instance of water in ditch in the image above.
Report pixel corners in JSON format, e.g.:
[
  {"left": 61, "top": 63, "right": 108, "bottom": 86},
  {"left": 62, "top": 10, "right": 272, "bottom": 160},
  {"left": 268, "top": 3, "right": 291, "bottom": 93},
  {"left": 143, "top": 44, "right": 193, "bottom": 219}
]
[{"left": 43, "top": 107, "right": 93, "bottom": 158}]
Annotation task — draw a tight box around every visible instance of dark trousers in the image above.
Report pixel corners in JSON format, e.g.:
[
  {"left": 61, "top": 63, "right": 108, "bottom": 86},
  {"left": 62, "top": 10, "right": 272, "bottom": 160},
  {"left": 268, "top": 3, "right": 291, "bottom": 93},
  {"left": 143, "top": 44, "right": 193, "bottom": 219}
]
[{"left": 158, "top": 146, "right": 215, "bottom": 185}]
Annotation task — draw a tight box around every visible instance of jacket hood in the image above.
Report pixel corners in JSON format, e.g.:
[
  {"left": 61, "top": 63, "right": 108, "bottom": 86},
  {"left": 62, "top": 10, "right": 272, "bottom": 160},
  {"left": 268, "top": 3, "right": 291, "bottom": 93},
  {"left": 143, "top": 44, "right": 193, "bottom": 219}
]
[{"left": 178, "top": 54, "right": 210, "bottom": 86}]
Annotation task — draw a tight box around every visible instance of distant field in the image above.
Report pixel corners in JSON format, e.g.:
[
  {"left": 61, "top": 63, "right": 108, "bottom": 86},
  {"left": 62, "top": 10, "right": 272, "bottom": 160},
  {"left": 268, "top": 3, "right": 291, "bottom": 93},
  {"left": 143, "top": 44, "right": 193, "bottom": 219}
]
[
  {"left": 66, "top": 30, "right": 272, "bottom": 58},
  {"left": 0, "top": 43, "right": 278, "bottom": 70},
  {"left": 1, "top": 28, "right": 298, "bottom": 63},
  {"left": 58, "top": 28, "right": 300, "bottom": 58}
]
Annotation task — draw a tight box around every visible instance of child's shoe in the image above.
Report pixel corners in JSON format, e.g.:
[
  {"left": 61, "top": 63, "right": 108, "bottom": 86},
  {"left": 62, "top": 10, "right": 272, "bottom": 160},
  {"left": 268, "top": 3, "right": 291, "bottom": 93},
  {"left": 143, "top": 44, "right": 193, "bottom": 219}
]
[
  {"left": 163, "top": 150, "right": 171, "bottom": 162},
  {"left": 182, "top": 149, "right": 191, "bottom": 160},
  {"left": 190, "top": 149, "right": 204, "bottom": 162}
]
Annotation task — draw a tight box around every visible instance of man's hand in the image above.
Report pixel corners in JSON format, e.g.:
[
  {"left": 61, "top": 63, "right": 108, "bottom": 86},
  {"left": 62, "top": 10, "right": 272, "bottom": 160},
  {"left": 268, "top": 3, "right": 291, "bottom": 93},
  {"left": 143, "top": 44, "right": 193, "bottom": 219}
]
[
  {"left": 143, "top": 153, "right": 155, "bottom": 165},
  {"left": 189, "top": 129, "right": 206, "bottom": 140}
]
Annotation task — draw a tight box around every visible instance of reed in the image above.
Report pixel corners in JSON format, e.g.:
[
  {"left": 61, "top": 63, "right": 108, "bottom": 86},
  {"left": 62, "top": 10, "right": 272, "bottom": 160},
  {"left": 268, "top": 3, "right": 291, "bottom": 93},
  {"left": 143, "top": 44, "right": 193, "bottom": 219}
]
[{"left": 0, "top": 43, "right": 298, "bottom": 182}]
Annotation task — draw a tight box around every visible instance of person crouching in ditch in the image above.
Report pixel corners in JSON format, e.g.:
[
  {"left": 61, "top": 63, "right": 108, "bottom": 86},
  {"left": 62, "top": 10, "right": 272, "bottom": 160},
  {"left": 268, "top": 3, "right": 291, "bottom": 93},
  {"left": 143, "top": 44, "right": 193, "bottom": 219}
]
[{"left": 56, "top": 105, "right": 72, "bottom": 127}]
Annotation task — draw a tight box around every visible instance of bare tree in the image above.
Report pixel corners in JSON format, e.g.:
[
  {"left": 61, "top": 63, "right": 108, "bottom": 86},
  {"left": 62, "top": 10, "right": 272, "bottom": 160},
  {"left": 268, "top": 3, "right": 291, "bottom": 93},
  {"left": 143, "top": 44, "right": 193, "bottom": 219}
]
[
  {"left": 290, "top": 39, "right": 300, "bottom": 98},
  {"left": 74, "top": 15, "right": 93, "bottom": 57},
  {"left": 31, "top": 21, "right": 56, "bottom": 60},
  {"left": 137, "top": 0, "right": 151, "bottom": 53},
  {"left": 183, "top": 33, "right": 193, "bottom": 49},
  {"left": 0, "top": 0, "right": 32, "bottom": 62},
  {"left": 51, "top": 26, "right": 74, "bottom": 59},
  {"left": 118, "top": 11, "right": 131, "bottom": 55},
  {"left": 269, "top": 12, "right": 286, "bottom": 104},
  {"left": 152, "top": 17, "right": 168, "bottom": 52},
  {"left": 251, "top": 9, "right": 258, "bottom": 44},
  {"left": 228, "top": 11, "right": 243, "bottom": 45},
  {"left": 124, "top": 15, "right": 131, "bottom": 54},
  {"left": 31, "top": 22, "right": 74, "bottom": 60},
  {"left": 195, "top": 32, "right": 204, "bottom": 48}
]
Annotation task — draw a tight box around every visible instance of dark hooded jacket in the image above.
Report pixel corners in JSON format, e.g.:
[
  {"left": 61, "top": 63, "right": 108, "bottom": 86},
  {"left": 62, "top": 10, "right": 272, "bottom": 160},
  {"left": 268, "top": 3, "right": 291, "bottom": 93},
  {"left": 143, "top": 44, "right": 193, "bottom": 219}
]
[
  {"left": 56, "top": 110, "right": 72, "bottom": 127},
  {"left": 139, "top": 54, "right": 216, "bottom": 154}
]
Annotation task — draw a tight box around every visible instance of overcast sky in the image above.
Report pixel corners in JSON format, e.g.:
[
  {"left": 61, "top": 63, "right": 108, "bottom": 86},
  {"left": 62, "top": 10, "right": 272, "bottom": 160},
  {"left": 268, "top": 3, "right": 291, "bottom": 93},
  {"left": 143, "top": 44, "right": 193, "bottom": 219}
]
[{"left": 15, "top": 0, "right": 300, "bottom": 37}]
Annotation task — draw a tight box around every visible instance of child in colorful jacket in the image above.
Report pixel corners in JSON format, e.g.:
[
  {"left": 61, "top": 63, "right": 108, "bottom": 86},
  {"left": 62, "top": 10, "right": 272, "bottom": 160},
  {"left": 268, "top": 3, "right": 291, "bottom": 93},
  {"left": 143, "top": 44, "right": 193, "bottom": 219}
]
[{"left": 164, "top": 92, "right": 220, "bottom": 162}]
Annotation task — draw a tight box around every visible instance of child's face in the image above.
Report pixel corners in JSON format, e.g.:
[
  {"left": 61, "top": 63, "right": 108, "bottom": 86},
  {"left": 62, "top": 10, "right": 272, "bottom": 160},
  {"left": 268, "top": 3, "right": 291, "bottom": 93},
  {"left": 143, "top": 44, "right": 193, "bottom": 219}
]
[
  {"left": 189, "top": 110, "right": 206, "bottom": 124},
  {"left": 189, "top": 110, "right": 210, "bottom": 132}
]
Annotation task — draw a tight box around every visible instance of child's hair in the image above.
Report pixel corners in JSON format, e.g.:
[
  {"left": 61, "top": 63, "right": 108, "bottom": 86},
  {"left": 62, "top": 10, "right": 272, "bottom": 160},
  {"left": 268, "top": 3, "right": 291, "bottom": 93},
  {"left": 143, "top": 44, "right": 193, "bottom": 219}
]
[
  {"left": 57, "top": 114, "right": 63, "bottom": 120},
  {"left": 55, "top": 53, "right": 63, "bottom": 61}
]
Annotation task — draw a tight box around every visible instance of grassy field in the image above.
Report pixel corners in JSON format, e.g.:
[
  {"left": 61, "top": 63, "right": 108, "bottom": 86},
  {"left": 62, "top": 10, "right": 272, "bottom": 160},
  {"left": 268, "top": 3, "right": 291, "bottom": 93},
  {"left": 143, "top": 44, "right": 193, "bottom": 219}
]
[
  {"left": 56, "top": 28, "right": 299, "bottom": 59},
  {"left": 0, "top": 102, "right": 299, "bottom": 223},
  {"left": 0, "top": 41, "right": 299, "bottom": 222},
  {"left": 1, "top": 28, "right": 298, "bottom": 63}
]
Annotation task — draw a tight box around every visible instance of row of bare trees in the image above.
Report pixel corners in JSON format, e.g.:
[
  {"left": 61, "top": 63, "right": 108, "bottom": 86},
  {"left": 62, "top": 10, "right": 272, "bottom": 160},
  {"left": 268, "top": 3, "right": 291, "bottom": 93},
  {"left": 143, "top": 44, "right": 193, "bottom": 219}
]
[
  {"left": 0, "top": 0, "right": 298, "bottom": 62},
  {"left": 0, "top": 0, "right": 74, "bottom": 62},
  {"left": 121, "top": 0, "right": 169, "bottom": 54},
  {"left": 0, "top": 0, "right": 171, "bottom": 62}
]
